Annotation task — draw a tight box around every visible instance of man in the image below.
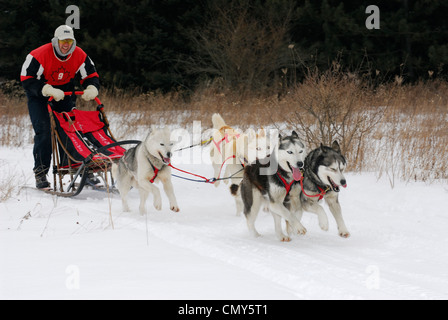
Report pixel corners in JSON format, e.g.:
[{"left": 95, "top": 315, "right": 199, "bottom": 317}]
[{"left": 21, "top": 25, "right": 100, "bottom": 188}]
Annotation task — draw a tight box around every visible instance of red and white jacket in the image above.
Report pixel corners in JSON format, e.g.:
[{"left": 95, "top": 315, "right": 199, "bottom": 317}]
[{"left": 21, "top": 43, "right": 99, "bottom": 97}]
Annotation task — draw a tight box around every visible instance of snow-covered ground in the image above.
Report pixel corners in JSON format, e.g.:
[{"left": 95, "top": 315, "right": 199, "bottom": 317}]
[{"left": 1, "top": 140, "right": 448, "bottom": 300}]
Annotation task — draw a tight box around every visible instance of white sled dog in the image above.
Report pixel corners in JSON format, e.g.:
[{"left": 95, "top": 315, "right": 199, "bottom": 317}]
[
  {"left": 296, "top": 141, "right": 349, "bottom": 237},
  {"left": 240, "top": 131, "right": 307, "bottom": 241},
  {"left": 210, "top": 113, "right": 273, "bottom": 215},
  {"left": 112, "top": 127, "right": 180, "bottom": 215}
]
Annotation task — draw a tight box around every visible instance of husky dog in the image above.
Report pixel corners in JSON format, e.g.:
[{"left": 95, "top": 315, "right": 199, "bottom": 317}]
[
  {"left": 112, "top": 127, "right": 180, "bottom": 215},
  {"left": 210, "top": 113, "right": 272, "bottom": 184},
  {"left": 240, "top": 131, "right": 306, "bottom": 241},
  {"left": 297, "top": 141, "right": 349, "bottom": 237},
  {"left": 210, "top": 113, "right": 273, "bottom": 215}
]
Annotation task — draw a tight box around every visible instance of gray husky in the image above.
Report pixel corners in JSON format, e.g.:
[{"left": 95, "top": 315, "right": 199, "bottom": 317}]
[
  {"left": 240, "top": 131, "right": 307, "bottom": 241},
  {"left": 296, "top": 141, "right": 349, "bottom": 237},
  {"left": 112, "top": 127, "right": 180, "bottom": 215}
]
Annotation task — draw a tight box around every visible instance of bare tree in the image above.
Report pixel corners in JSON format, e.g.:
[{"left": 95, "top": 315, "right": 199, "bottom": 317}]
[{"left": 185, "top": 0, "right": 295, "bottom": 94}]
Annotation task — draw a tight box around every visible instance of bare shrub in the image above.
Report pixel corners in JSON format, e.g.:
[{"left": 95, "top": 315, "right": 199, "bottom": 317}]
[{"left": 281, "top": 64, "right": 384, "bottom": 171}]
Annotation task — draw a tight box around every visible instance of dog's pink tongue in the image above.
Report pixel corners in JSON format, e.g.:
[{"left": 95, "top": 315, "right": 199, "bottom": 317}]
[
  {"left": 292, "top": 166, "right": 302, "bottom": 181},
  {"left": 163, "top": 157, "right": 171, "bottom": 164}
]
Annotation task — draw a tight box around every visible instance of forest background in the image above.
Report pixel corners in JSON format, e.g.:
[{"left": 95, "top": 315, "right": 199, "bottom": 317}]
[
  {"left": 0, "top": 0, "right": 447, "bottom": 185},
  {"left": 1, "top": 0, "right": 447, "bottom": 91}
]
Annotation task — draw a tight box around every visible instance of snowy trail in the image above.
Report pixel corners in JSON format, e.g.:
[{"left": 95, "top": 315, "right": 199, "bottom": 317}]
[
  {"left": 138, "top": 171, "right": 448, "bottom": 300},
  {"left": 1, "top": 145, "right": 448, "bottom": 299}
]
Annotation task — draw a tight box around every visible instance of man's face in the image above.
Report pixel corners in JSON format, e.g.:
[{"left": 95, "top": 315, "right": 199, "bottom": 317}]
[{"left": 58, "top": 39, "right": 74, "bottom": 54}]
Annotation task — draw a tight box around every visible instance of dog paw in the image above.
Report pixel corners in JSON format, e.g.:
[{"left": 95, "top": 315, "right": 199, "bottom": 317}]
[
  {"left": 297, "top": 226, "right": 307, "bottom": 235},
  {"left": 153, "top": 203, "right": 162, "bottom": 211},
  {"left": 170, "top": 205, "right": 180, "bottom": 212},
  {"left": 319, "top": 221, "right": 329, "bottom": 231},
  {"left": 278, "top": 234, "right": 291, "bottom": 242},
  {"left": 317, "top": 213, "right": 329, "bottom": 231},
  {"left": 339, "top": 230, "right": 351, "bottom": 238},
  {"left": 153, "top": 199, "right": 162, "bottom": 211}
]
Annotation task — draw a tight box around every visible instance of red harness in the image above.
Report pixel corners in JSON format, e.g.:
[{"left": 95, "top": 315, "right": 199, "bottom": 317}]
[
  {"left": 149, "top": 167, "right": 159, "bottom": 183},
  {"left": 276, "top": 171, "right": 328, "bottom": 200},
  {"left": 299, "top": 178, "right": 328, "bottom": 200},
  {"left": 213, "top": 135, "right": 228, "bottom": 154},
  {"left": 276, "top": 172, "right": 296, "bottom": 196},
  {"left": 213, "top": 133, "right": 241, "bottom": 154}
]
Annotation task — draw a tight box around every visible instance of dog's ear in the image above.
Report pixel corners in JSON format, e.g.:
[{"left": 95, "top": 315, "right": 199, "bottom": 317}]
[
  {"left": 258, "top": 127, "right": 266, "bottom": 137},
  {"left": 332, "top": 140, "right": 341, "bottom": 153},
  {"left": 291, "top": 130, "right": 299, "bottom": 139},
  {"left": 146, "top": 125, "right": 154, "bottom": 139}
]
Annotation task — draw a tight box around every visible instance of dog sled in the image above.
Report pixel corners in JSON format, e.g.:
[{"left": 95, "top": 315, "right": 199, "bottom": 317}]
[{"left": 46, "top": 91, "right": 139, "bottom": 197}]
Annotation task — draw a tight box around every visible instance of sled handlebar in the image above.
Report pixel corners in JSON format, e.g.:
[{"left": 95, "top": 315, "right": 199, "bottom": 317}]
[{"left": 47, "top": 91, "right": 102, "bottom": 105}]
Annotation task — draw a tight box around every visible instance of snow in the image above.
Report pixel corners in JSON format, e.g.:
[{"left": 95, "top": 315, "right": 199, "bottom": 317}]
[{"left": 1, "top": 142, "right": 448, "bottom": 300}]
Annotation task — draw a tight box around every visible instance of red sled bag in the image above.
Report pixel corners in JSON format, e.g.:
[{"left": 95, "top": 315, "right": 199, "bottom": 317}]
[{"left": 52, "top": 109, "right": 125, "bottom": 168}]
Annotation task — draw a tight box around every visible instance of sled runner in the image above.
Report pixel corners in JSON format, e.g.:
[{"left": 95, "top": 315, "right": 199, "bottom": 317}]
[{"left": 47, "top": 91, "right": 139, "bottom": 197}]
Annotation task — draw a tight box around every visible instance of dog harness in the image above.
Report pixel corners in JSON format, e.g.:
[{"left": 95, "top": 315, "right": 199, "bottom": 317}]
[
  {"left": 213, "top": 133, "right": 241, "bottom": 154},
  {"left": 276, "top": 171, "right": 329, "bottom": 200},
  {"left": 276, "top": 172, "right": 298, "bottom": 196},
  {"left": 299, "top": 179, "right": 329, "bottom": 200},
  {"left": 213, "top": 135, "right": 228, "bottom": 154},
  {"left": 142, "top": 155, "right": 161, "bottom": 184},
  {"left": 149, "top": 165, "right": 159, "bottom": 183}
]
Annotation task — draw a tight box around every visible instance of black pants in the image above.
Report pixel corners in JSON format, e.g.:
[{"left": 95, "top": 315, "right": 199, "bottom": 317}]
[{"left": 27, "top": 93, "right": 75, "bottom": 175}]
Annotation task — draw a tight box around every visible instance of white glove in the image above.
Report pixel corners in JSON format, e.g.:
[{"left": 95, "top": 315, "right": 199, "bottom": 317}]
[
  {"left": 81, "top": 85, "right": 98, "bottom": 101},
  {"left": 42, "top": 84, "right": 64, "bottom": 101}
]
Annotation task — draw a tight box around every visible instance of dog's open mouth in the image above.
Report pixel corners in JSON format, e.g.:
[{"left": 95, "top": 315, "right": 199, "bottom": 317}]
[
  {"left": 287, "top": 162, "right": 302, "bottom": 181},
  {"left": 327, "top": 177, "right": 347, "bottom": 192},
  {"left": 159, "top": 152, "right": 171, "bottom": 164},
  {"left": 328, "top": 177, "right": 340, "bottom": 192}
]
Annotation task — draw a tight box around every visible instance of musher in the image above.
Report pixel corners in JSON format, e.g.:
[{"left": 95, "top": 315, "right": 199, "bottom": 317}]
[{"left": 21, "top": 25, "right": 100, "bottom": 188}]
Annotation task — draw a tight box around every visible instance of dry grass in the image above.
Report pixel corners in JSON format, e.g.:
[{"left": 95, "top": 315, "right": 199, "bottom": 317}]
[
  {"left": 0, "top": 93, "right": 32, "bottom": 147},
  {"left": 0, "top": 169, "right": 17, "bottom": 202},
  {"left": 275, "top": 71, "right": 448, "bottom": 185},
  {"left": 1, "top": 74, "right": 447, "bottom": 190},
  {"left": 371, "top": 80, "right": 448, "bottom": 185}
]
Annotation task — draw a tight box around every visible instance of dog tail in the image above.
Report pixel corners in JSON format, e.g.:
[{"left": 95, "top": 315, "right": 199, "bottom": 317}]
[
  {"left": 230, "top": 183, "right": 239, "bottom": 196},
  {"left": 212, "top": 113, "right": 226, "bottom": 130}
]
